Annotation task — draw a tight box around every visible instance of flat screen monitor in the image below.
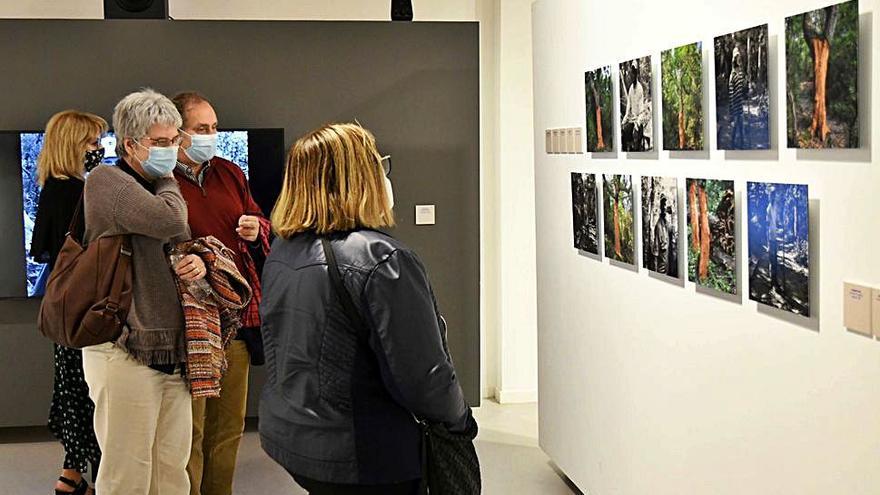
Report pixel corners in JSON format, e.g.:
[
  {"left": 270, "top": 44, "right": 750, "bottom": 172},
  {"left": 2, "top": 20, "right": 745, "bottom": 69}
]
[{"left": 7, "top": 128, "right": 283, "bottom": 299}]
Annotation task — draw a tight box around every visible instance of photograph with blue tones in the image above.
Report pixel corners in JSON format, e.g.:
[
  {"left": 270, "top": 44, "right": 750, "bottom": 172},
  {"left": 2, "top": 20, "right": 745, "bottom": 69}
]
[
  {"left": 715, "top": 25, "right": 770, "bottom": 150},
  {"left": 747, "top": 182, "right": 810, "bottom": 316},
  {"left": 20, "top": 132, "right": 45, "bottom": 297},
  {"left": 216, "top": 130, "right": 249, "bottom": 178}
]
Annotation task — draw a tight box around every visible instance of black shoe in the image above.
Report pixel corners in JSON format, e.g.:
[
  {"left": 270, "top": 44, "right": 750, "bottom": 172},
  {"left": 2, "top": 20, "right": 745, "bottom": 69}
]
[{"left": 55, "top": 476, "right": 88, "bottom": 495}]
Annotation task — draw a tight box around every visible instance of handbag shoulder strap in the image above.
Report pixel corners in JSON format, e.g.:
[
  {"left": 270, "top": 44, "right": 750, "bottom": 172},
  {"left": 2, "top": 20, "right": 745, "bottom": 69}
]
[
  {"left": 320, "top": 237, "right": 367, "bottom": 332},
  {"left": 105, "top": 236, "right": 132, "bottom": 314},
  {"left": 67, "top": 194, "right": 85, "bottom": 240}
]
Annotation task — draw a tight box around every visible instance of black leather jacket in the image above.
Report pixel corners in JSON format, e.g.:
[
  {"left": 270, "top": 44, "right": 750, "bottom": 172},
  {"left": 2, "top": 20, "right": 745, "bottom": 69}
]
[{"left": 259, "top": 229, "right": 471, "bottom": 485}]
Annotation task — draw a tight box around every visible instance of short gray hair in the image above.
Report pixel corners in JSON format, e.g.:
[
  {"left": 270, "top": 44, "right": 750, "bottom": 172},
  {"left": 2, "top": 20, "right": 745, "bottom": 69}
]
[{"left": 113, "top": 88, "right": 182, "bottom": 157}]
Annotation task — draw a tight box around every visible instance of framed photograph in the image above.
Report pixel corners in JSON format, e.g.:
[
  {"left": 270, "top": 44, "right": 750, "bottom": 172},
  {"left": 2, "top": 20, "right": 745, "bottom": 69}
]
[
  {"left": 714, "top": 25, "right": 770, "bottom": 150},
  {"left": 602, "top": 174, "right": 635, "bottom": 265},
  {"left": 585, "top": 66, "right": 615, "bottom": 152},
  {"left": 641, "top": 176, "right": 679, "bottom": 278},
  {"left": 661, "top": 43, "right": 704, "bottom": 150},
  {"left": 571, "top": 172, "right": 600, "bottom": 255},
  {"left": 786, "top": 0, "right": 859, "bottom": 148},
  {"left": 747, "top": 182, "right": 810, "bottom": 316},
  {"left": 619, "top": 57, "right": 654, "bottom": 152}
]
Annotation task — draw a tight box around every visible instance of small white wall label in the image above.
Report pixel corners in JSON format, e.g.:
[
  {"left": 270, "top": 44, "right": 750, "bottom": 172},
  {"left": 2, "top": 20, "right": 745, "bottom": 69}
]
[{"left": 415, "top": 205, "right": 436, "bottom": 225}]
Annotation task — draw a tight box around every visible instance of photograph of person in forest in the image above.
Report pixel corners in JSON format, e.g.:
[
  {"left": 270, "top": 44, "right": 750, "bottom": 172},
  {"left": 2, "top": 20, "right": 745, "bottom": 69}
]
[
  {"left": 686, "top": 178, "right": 736, "bottom": 294},
  {"left": 786, "top": 0, "right": 859, "bottom": 149},
  {"left": 602, "top": 174, "right": 635, "bottom": 265},
  {"left": 585, "top": 66, "right": 614, "bottom": 152},
  {"left": 748, "top": 182, "right": 810, "bottom": 317},
  {"left": 714, "top": 25, "right": 770, "bottom": 150},
  {"left": 662, "top": 42, "right": 704, "bottom": 151},
  {"left": 571, "top": 172, "right": 599, "bottom": 255},
  {"left": 641, "top": 177, "right": 678, "bottom": 278},
  {"left": 619, "top": 57, "right": 653, "bottom": 152}
]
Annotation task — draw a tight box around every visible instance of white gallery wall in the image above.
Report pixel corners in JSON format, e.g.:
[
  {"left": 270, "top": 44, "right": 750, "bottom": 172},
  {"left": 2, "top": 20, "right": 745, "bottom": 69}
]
[
  {"left": 0, "top": 0, "right": 539, "bottom": 403},
  {"left": 533, "top": 0, "right": 879, "bottom": 493}
]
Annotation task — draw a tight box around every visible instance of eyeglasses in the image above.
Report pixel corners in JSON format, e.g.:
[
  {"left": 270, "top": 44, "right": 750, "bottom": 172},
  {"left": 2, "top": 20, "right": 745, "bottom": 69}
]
[
  {"left": 380, "top": 155, "right": 392, "bottom": 176},
  {"left": 140, "top": 135, "right": 183, "bottom": 148}
]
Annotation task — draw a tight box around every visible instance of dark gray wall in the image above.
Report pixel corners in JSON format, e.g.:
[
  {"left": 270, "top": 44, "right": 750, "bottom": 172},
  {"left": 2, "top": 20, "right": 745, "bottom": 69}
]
[{"left": 0, "top": 19, "right": 480, "bottom": 426}]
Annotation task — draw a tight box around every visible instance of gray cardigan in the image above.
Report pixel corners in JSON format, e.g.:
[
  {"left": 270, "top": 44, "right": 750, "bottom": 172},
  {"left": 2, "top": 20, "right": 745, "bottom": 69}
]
[{"left": 83, "top": 164, "right": 190, "bottom": 365}]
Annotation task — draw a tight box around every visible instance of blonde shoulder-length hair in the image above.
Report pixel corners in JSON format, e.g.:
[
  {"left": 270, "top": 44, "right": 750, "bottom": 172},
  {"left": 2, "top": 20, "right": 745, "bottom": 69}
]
[
  {"left": 37, "top": 110, "right": 108, "bottom": 186},
  {"left": 271, "top": 123, "right": 395, "bottom": 238}
]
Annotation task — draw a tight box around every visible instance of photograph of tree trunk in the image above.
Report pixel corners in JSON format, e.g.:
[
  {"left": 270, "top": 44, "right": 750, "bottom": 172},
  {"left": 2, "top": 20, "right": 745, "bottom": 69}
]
[
  {"left": 641, "top": 177, "right": 679, "bottom": 278},
  {"left": 714, "top": 25, "right": 770, "bottom": 150},
  {"left": 686, "top": 179, "right": 736, "bottom": 294},
  {"left": 619, "top": 57, "right": 653, "bottom": 152},
  {"left": 585, "top": 66, "right": 614, "bottom": 152},
  {"left": 747, "top": 182, "right": 810, "bottom": 317},
  {"left": 786, "top": 0, "right": 859, "bottom": 149},
  {"left": 661, "top": 43, "right": 704, "bottom": 151},
  {"left": 571, "top": 172, "right": 600, "bottom": 255},
  {"left": 602, "top": 174, "right": 635, "bottom": 265}
]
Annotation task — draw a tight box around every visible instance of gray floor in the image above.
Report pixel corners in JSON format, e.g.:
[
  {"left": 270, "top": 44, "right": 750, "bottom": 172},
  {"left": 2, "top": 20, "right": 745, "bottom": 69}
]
[{"left": 0, "top": 401, "right": 579, "bottom": 494}]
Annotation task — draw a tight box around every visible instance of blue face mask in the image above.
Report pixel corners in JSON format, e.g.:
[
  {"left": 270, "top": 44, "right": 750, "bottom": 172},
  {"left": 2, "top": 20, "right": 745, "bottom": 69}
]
[
  {"left": 134, "top": 141, "right": 179, "bottom": 178},
  {"left": 183, "top": 131, "right": 217, "bottom": 164}
]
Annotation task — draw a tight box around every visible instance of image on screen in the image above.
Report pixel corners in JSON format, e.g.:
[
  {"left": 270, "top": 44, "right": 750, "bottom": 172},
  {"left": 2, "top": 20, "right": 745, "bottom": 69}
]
[
  {"left": 216, "top": 131, "right": 249, "bottom": 178},
  {"left": 19, "top": 130, "right": 252, "bottom": 297}
]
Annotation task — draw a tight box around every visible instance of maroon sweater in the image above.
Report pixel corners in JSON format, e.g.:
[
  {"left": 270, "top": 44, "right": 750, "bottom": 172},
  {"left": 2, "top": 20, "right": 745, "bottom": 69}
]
[{"left": 174, "top": 157, "right": 261, "bottom": 277}]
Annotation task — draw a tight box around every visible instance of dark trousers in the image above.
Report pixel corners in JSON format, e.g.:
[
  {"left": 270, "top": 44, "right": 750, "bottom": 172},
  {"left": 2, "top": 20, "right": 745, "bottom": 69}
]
[
  {"left": 731, "top": 113, "right": 745, "bottom": 148},
  {"left": 292, "top": 474, "right": 421, "bottom": 495}
]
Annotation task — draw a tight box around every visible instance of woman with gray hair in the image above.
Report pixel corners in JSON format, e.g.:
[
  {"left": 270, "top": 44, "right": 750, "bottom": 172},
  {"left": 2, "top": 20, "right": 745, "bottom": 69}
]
[{"left": 81, "top": 88, "right": 206, "bottom": 494}]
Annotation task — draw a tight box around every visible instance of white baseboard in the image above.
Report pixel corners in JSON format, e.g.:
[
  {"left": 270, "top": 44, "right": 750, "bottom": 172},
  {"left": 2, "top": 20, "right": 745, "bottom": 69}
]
[{"left": 494, "top": 387, "right": 537, "bottom": 404}]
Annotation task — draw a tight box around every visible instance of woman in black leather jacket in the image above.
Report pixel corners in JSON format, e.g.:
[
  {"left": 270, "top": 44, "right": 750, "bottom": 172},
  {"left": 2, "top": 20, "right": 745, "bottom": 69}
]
[{"left": 259, "top": 123, "right": 474, "bottom": 494}]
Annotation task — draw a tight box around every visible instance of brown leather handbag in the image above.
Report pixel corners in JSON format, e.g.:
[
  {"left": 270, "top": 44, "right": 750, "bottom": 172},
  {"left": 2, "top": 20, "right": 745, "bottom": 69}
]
[{"left": 38, "top": 197, "right": 133, "bottom": 349}]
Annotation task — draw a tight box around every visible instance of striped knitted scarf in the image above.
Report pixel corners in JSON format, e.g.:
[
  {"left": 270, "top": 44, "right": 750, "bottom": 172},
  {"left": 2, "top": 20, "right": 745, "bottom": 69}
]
[{"left": 172, "top": 236, "right": 252, "bottom": 398}]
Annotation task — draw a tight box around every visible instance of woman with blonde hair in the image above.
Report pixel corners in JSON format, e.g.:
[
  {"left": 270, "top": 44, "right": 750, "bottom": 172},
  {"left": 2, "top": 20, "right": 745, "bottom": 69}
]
[
  {"left": 31, "top": 109, "right": 108, "bottom": 495},
  {"left": 260, "top": 123, "right": 475, "bottom": 494}
]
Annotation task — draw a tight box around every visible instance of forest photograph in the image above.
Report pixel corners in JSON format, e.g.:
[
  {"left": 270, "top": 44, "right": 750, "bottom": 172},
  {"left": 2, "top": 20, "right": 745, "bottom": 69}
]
[
  {"left": 585, "top": 66, "right": 614, "bottom": 152},
  {"left": 748, "top": 182, "right": 810, "bottom": 317},
  {"left": 641, "top": 177, "right": 679, "bottom": 278},
  {"left": 602, "top": 174, "right": 635, "bottom": 265},
  {"left": 661, "top": 42, "right": 704, "bottom": 151},
  {"left": 686, "top": 179, "right": 736, "bottom": 294},
  {"left": 714, "top": 25, "right": 770, "bottom": 150},
  {"left": 20, "top": 132, "right": 45, "bottom": 297},
  {"left": 619, "top": 57, "right": 653, "bottom": 152},
  {"left": 786, "top": 0, "right": 859, "bottom": 149},
  {"left": 571, "top": 172, "right": 599, "bottom": 255}
]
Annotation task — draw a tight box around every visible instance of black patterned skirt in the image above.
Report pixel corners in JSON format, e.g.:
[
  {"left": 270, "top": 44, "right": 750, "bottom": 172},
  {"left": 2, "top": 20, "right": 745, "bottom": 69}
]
[{"left": 48, "top": 344, "right": 101, "bottom": 473}]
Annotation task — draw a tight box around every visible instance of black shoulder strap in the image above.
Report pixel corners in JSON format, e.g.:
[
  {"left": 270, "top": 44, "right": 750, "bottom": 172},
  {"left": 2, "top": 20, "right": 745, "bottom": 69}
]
[{"left": 321, "top": 237, "right": 367, "bottom": 331}]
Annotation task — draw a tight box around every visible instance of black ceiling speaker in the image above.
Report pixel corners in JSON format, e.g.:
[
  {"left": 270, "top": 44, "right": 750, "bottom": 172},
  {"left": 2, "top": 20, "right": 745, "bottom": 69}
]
[
  {"left": 104, "top": 0, "right": 169, "bottom": 19},
  {"left": 391, "top": 0, "right": 413, "bottom": 21}
]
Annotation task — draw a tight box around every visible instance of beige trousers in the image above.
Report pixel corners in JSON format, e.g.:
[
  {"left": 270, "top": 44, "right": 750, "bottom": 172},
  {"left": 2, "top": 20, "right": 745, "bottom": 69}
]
[
  {"left": 82, "top": 342, "right": 192, "bottom": 495},
  {"left": 187, "top": 340, "right": 250, "bottom": 495}
]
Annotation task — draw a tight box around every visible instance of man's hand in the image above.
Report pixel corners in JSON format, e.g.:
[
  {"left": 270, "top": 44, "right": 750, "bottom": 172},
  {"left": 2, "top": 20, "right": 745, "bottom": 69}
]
[{"left": 236, "top": 215, "right": 260, "bottom": 242}]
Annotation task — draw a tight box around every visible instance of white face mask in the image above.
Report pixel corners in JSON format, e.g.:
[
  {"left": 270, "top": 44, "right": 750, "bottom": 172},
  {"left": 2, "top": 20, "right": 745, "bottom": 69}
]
[
  {"left": 383, "top": 176, "right": 394, "bottom": 209},
  {"left": 183, "top": 131, "right": 218, "bottom": 164}
]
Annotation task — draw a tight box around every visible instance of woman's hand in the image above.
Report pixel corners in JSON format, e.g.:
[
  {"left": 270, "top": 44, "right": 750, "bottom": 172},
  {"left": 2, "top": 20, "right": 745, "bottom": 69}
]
[{"left": 175, "top": 254, "right": 206, "bottom": 281}]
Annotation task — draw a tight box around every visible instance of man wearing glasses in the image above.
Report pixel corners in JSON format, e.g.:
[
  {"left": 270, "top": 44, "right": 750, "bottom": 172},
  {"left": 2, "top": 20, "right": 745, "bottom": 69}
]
[{"left": 170, "top": 92, "right": 270, "bottom": 495}]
